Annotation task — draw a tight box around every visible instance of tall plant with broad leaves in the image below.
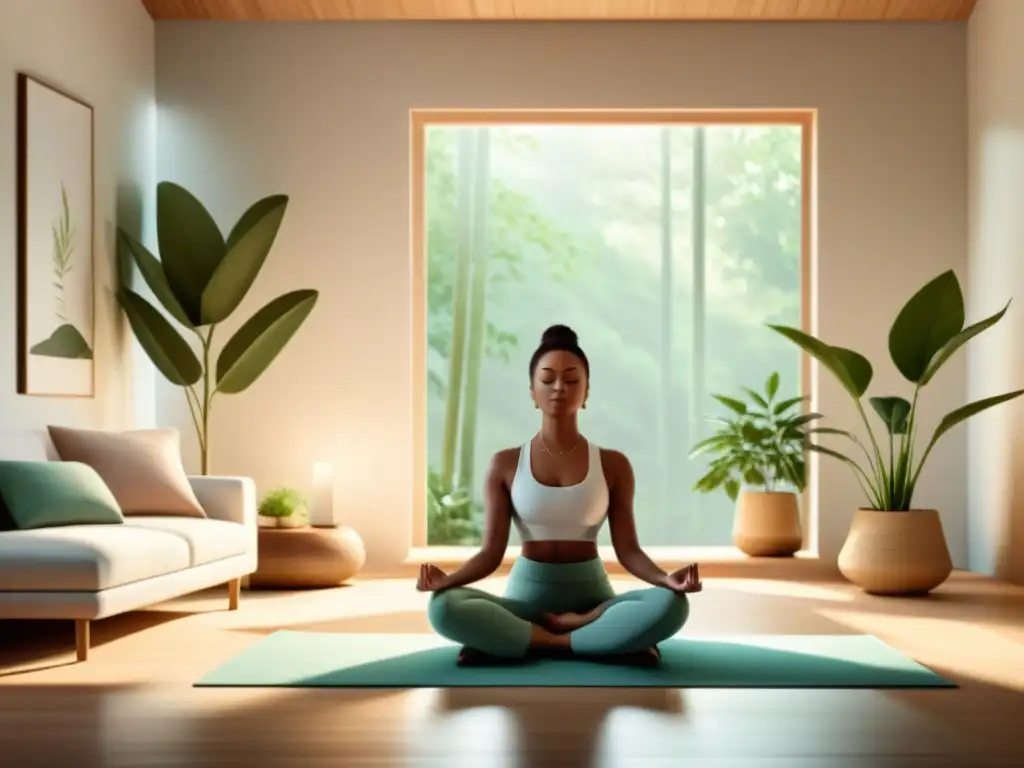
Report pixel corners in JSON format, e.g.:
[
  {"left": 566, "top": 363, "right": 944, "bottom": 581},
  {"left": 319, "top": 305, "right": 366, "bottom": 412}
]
[
  {"left": 768, "top": 270, "right": 1023, "bottom": 511},
  {"left": 690, "top": 372, "right": 817, "bottom": 501},
  {"left": 117, "top": 182, "right": 318, "bottom": 475}
]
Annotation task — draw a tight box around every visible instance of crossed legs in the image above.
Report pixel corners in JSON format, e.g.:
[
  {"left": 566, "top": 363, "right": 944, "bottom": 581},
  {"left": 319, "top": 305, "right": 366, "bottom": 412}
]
[
  {"left": 427, "top": 588, "right": 554, "bottom": 659},
  {"left": 428, "top": 585, "right": 689, "bottom": 663}
]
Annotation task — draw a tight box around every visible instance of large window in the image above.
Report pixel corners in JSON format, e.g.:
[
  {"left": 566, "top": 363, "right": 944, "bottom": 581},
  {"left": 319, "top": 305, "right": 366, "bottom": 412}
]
[{"left": 413, "top": 111, "right": 811, "bottom": 548}]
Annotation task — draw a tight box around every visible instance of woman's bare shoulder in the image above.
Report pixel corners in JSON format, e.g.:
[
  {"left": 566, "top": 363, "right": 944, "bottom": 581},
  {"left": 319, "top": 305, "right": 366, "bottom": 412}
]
[
  {"left": 599, "top": 447, "right": 632, "bottom": 469},
  {"left": 488, "top": 445, "right": 525, "bottom": 483}
]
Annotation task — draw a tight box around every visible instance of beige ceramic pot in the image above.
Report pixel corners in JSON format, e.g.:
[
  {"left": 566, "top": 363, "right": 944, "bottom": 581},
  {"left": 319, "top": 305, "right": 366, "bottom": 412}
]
[
  {"left": 259, "top": 512, "right": 306, "bottom": 529},
  {"left": 732, "top": 490, "right": 803, "bottom": 557},
  {"left": 837, "top": 508, "right": 952, "bottom": 595}
]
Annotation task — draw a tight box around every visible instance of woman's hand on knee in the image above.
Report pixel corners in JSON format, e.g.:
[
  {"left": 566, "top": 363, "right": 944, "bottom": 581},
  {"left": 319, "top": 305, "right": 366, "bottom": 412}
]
[
  {"left": 416, "top": 563, "right": 450, "bottom": 592},
  {"left": 660, "top": 563, "right": 702, "bottom": 594}
]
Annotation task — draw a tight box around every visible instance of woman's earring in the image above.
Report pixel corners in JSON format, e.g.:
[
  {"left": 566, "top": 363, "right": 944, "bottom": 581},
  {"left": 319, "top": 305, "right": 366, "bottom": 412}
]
[
  {"left": 534, "top": 402, "right": 539, "bottom": 409},
  {"left": 583, "top": 400, "right": 588, "bottom": 409}
]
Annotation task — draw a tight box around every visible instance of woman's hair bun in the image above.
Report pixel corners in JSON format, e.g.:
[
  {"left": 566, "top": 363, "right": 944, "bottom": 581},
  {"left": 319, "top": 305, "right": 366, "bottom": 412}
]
[{"left": 541, "top": 324, "right": 578, "bottom": 346}]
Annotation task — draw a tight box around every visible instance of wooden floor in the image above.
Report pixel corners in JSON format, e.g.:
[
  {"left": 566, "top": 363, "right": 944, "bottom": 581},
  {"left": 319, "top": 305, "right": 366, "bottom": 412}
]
[{"left": 2, "top": 572, "right": 1024, "bottom": 767}]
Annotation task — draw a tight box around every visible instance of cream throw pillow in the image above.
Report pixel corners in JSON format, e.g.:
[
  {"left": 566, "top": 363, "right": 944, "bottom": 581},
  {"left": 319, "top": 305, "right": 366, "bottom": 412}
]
[{"left": 47, "top": 427, "right": 207, "bottom": 518}]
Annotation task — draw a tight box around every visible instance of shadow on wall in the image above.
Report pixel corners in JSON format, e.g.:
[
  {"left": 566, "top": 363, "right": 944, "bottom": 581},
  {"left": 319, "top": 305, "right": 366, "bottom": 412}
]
[
  {"left": 113, "top": 182, "right": 144, "bottom": 289},
  {"left": 109, "top": 182, "right": 148, "bottom": 427}
]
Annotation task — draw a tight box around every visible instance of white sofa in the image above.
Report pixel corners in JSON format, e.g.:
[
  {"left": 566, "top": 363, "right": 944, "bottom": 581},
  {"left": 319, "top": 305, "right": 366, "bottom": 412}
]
[{"left": 0, "top": 431, "right": 258, "bottom": 661}]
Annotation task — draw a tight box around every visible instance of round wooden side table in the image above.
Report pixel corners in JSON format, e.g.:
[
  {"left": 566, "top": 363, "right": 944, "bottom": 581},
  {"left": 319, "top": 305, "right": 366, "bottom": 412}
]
[{"left": 248, "top": 525, "right": 366, "bottom": 589}]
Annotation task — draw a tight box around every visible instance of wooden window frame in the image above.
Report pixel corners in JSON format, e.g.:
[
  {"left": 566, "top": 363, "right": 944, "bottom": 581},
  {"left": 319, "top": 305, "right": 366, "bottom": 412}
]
[{"left": 410, "top": 108, "right": 817, "bottom": 555}]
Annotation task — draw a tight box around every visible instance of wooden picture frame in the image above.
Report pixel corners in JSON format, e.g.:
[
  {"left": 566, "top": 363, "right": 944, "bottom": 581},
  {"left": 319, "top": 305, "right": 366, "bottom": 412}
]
[{"left": 16, "top": 73, "right": 96, "bottom": 398}]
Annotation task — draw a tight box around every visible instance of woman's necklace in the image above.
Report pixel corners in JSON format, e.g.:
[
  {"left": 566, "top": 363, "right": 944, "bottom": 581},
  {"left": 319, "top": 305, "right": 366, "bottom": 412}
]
[{"left": 538, "top": 433, "right": 582, "bottom": 457}]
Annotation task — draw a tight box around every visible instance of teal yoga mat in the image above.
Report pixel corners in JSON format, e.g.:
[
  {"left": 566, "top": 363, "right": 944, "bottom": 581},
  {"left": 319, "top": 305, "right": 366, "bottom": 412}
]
[{"left": 195, "top": 632, "right": 955, "bottom": 689}]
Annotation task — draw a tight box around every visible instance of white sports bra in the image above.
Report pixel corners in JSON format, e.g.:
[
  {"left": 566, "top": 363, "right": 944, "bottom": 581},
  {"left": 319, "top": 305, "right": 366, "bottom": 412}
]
[{"left": 509, "top": 440, "right": 610, "bottom": 542}]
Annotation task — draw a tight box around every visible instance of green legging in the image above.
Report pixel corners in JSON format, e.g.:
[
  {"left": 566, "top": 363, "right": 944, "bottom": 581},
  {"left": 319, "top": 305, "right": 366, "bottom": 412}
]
[{"left": 427, "top": 556, "right": 689, "bottom": 658}]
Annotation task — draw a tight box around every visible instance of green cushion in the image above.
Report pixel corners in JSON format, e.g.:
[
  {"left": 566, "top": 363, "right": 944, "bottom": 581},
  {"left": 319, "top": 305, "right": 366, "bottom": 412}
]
[{"left": 0, "top": 461, "right": 125, "bottom": 530}]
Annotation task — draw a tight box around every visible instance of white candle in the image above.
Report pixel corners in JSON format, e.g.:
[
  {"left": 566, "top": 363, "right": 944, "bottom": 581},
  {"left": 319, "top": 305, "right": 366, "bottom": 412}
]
[{"left": 310, "top": 461, "right": 336, "bottom": 527}]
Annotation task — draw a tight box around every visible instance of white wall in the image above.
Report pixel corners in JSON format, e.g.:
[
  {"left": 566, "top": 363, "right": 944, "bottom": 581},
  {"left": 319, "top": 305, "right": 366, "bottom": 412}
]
[
  {"left": 154, "top": 21, "right": 969, "bottom": 574},
  {"left": 967, "top": 0, "right": 1024, "bottom": 585},
  {"left": 0, "top": 0, "right": 156, "bottom": 437}
]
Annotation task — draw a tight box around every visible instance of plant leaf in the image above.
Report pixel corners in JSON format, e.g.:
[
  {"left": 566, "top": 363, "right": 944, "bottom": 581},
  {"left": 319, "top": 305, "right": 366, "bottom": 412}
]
[
  {"left": 216, "top": 289, "right": 318, "bottom": 394},
  {"left": 765, "top": 371, "right": 780, "bottom": 400},
  {"left": 806, "top": 426, "right": 856, "bottom": 438},
  {"left": 829, "top": 346, "right": 873, "bottom": 397},
  {"left": 712, "top": 394, "right": 748, "bottom": 415},
  {"left": 807, "top": 442, "right": 864, "bottom": 470},
  {"left": 693, "top": 466, "right": 728, "bottom": 493},
  {"left": 773, "top": 395, "right": 807, "bottom": 414},
  {"left": 743, "top": 467, "right": 766, "bottom": 486},
  {"left": 888, "top": 270, "right": 965, "bottom": 384},
  {"left": 920, "top": 301, "right": 1010, "bottom": 386},
  {"left": 741, "top": 423, "right": 773, "bottom": 443},
  {"left": 117, "top": 229, "right": 193, "bottom": 328},
  {"left": 787, "top": 412, "right": 824, "bottom": 428},
  {"left": 767, "top": 325, "right": 872, "bottom": 398},
  {"left": 786, "top": 456, "right": 807, "bottom": 491},
  {"left": 118, "top": 289, "right": 201, "bottom": 386},
  {"left": 742, "top": 387, "right": 769, "bottom": 409},
  {"left": 688, "top": 434, "right": 737, "bottom": 458},
  {"left": 724, "top": 478, "right": 741, "bottom": 501},
  {"left": 927, "top": 390, "right": 1024, "bottom": 448},
  {"left": 157, "top": 181, "right": 226, "bottom": 325},
  {"left": 869, "top": 396, "right": 912, "bottom": 435},
  {"left": 201, "top": 195, "right": 289, "bottom": 325},
  {"left": 775, "top": 449, "right": 805, "bottom": 491}
]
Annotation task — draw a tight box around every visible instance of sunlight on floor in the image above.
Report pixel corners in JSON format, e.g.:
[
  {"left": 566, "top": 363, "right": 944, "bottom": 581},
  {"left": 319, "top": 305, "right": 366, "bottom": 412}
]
[
  {"left": 169, "top": 687, "right": 301, "bottom": 717},
  {"left": 713, "top": 578, "right": 855, "bottom": 603},
  {"left": 402, "top": 689, "right": 517, "bottom": 768},
  {"left": 4, "top": 574, "right": 1024, "bottom": 766},
  {"left": 100, "top": 690, "right": 195, "bottom": 758},
  {"left": 816, "top": 607, "right": 1024, "bottom": 692},
  {"left": 232, "top": 595, "right": 428, "bottom": 629}
]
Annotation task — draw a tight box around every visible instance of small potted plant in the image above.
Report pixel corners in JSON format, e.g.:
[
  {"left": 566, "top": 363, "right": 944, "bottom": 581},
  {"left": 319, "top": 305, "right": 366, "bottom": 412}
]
[
  {"left": 258, "top": 487, "right": 308, "bottom": 529},
  {"left": 689, "top": 372, "right": 817, "bottom": 557},
  {"left": 769, "top": 269, "right": 1024, "bottom": 595}
]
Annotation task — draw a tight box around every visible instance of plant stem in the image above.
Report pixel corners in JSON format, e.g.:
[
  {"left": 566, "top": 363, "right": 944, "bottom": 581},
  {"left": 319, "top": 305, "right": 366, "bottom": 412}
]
[
  {"left": 899, "top": 386, "right": 922, "bottom": 509},
  {"left": 835, "top": 432, "right": 883, "bottom": 506},
  {"left": 888, "top": 430, "right": 895, "bottom": 504},
  {"left": 184, "top": 387, "right": 204, "bottom": 455},
  {"left": 908, "top": 443, "right": 935, "bottom": 496},
  {"left": 200, "top": 327, "right": 215, "bottom": 475},
  {"left": 817, "top": 439, "right": 882, "bottom": 508},
  {"left": 850, "top": 467, "right": 879, "bottom": 509},
  {"left": 837, "top": 431, "right": 882, "bottom": 500},
  {"left": 854, "top": 400, "right": 890, "bottom": 509}
]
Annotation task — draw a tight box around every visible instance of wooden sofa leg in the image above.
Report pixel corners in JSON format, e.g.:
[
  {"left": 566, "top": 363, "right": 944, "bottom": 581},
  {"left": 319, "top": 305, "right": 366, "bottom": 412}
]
[
  {"left": 228, "top": 577, "right": 241, "bottom": 611},
  {"left": 75, "top": 620, "right": 90, "bottom": 662}
]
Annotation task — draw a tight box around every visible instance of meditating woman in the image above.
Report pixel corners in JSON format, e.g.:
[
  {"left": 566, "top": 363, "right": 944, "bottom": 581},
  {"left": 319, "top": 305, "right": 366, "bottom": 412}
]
[{"left": 417, "top": 324, "right": 702, "bottom": 667}]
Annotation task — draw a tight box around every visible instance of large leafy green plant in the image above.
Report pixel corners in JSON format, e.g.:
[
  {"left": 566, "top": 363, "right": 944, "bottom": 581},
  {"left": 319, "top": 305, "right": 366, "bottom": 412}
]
[
  {"left": 690, "top": 372, "right": 817, "bottom": 501},
  {"left": 117, "top": 182, "right": 318, "bottom": 475},
  {"left": 768, "top": 270, "right": 1023, "bottom": 511}
]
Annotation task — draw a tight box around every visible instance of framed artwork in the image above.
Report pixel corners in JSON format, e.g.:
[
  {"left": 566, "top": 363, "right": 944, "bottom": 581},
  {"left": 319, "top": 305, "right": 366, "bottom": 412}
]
[{"left": 16, "top": 73, "right": 95, "bottom": 397}]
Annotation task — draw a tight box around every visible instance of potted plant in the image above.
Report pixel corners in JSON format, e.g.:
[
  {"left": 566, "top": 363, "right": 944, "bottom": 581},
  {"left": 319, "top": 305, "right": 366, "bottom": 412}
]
[
  {"left": 690, "top": 372, "right": 817, "bottom": 557},
  {"left": 768, "top": 269, "right": 1024, "bottom": 595},
  {"left": 117, "top": 182, "right": 319, "bottom": 475},
  {"left": 258, "top": 487, "right": 308, "bottom": 529}
]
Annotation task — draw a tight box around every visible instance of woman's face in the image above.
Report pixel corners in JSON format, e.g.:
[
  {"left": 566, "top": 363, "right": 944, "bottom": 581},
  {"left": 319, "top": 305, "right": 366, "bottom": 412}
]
[{"left": 531, "top": 350, "right": 588, "bottom": 417}]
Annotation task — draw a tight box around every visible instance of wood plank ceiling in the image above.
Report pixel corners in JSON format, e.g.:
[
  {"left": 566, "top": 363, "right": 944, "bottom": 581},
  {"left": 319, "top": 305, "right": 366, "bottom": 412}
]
[{"left": 140, "top": 0, "right": 979, "bottom": 22}]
